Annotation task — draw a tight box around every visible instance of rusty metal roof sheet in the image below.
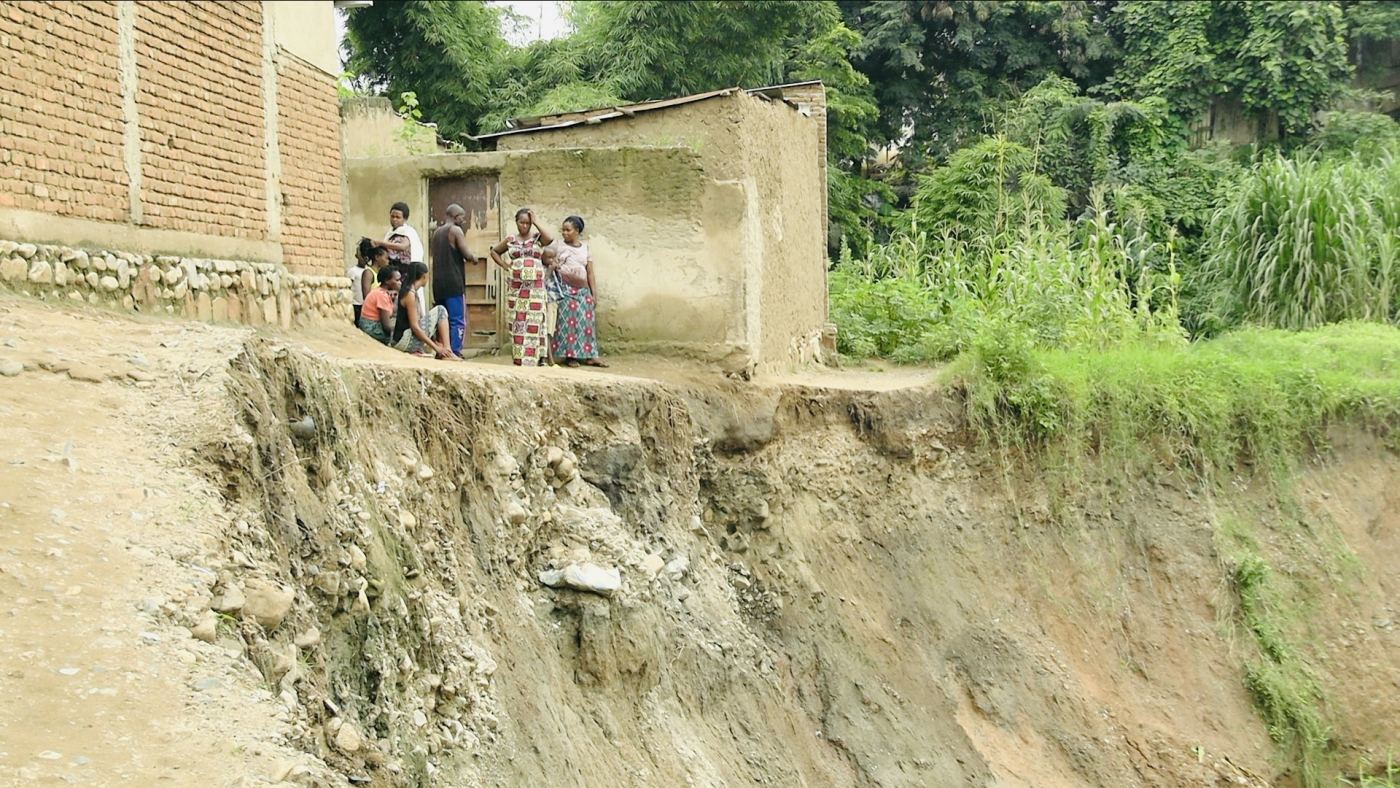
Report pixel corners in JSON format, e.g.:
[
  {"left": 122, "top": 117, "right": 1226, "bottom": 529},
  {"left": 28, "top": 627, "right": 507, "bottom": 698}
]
[{"left": 472, "top": 81, "right": 821, "bottom": 142}]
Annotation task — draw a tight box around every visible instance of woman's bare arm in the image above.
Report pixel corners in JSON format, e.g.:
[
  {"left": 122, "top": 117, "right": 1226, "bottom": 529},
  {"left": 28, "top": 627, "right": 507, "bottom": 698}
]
[
  {"left": 360, "top": 269, "right": 374, "bottom": 300},
  {"left": 403, "top": 292, "right": 442, "bottom": 353},
  {"left": 378, "top": 301, "right": 396, "bottom": 335},
  {"left": 377, "top": 235, "right": 411, "bottom": 252},
  {"left": 585, "top": 258, "right": 596, "bottom": 294},
  {"left": 531, "top": 211, "right": 553, "bottom": 245},
  {"left": 488, "top": 233, "right": 511, "bottom": 270}
]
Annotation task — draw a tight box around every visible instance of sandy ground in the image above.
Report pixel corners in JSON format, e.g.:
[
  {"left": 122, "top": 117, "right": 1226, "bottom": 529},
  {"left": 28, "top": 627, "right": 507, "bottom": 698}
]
[{"left": 0, "top": 298, "right": 321, "bottom": 786}]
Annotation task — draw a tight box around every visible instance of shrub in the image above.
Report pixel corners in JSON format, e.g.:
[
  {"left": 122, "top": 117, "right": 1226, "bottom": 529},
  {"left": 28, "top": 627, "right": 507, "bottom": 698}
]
[
  {"left": 910, "top": 137, "right": 1067, "bottom": 254},
  {"left": 950, "top": 322, "right": 1400, "bottom": 478},
  {"left": 830, "top": 194, "right": 1182, "bottom": 364},
  {"left": 1311, "top": 110, "right": 1400, "bottom": 161}
]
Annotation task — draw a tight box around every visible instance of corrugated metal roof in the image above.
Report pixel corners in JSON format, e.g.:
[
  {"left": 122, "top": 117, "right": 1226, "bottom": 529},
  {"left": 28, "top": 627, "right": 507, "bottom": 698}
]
[
  {"left": 473, "top": 88, "right": 737, "bottom": 142},
  {"left": 473, "top": 81, "right": 821, "bottom": 143}
]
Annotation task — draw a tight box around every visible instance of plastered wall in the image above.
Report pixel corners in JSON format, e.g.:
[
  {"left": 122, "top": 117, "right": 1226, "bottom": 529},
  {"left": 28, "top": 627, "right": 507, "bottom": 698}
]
[
  {"left": 344, "top": 146, "right": 754, "bottom": 360},
  {"left": 0, "top": 0, "right": 345, "bottom": 288},
  {"left": 499, "top": 147, "right": 749, "bottom": 353},
  {"left": 342, "top": 97, "right": 440, "bottom": 160},
  {"left": 495, "top": 91, "right": 827, "bottom": 368}
]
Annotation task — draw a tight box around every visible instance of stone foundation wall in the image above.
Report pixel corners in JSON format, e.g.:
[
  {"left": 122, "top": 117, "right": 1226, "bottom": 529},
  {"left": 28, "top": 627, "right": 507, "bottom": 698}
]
[{"left": 0, "top": 238, "right": 347, "bottom": 327}]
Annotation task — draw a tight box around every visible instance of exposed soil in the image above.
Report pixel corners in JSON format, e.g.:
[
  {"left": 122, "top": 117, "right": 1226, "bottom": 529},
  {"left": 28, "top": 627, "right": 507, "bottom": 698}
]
[{"left": 1, "top": 295, "right": 1396, "bottom": 787}]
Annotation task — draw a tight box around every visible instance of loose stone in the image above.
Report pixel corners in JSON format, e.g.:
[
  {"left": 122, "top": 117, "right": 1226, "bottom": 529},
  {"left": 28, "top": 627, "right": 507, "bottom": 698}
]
[{"left": 243, "top": 583, "right": 294, "bottom": 630}]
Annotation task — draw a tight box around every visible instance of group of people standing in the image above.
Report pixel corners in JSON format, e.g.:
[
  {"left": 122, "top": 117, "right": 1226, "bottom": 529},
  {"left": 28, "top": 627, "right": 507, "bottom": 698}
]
[{"left": 348, "top": 202, "right": 606, "bottom": 368}]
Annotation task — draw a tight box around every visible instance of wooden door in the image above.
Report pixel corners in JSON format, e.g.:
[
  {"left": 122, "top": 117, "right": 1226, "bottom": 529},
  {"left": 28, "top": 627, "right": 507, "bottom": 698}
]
[{"left": 427, "top": 176, "right": 502, "bottom": 349}]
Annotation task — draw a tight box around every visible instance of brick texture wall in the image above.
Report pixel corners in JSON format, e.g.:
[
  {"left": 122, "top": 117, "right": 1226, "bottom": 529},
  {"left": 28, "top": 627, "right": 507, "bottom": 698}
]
[
  {"left": 277, "top": 55, "right": 343, "bottom": 276},
  {"left": 0, "top": 1, "right": 127, "bottom": 222},
  {"left": 135, "top": 0, "right": 266, "bottom": 238}
]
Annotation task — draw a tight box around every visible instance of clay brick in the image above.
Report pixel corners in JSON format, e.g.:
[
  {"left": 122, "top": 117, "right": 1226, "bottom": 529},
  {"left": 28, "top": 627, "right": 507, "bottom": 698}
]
[
  {"left": 135, "top": 0, "right": 265, "bottom": 237},
  {"left": 0, "top": 0, "right": 124, "bottom": 220}
]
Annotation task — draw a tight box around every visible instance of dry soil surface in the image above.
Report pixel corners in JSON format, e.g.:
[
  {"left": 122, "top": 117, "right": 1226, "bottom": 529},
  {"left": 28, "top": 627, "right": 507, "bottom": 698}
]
[{"left": 0, "top": 298, "right": 326, "bottom": 786}]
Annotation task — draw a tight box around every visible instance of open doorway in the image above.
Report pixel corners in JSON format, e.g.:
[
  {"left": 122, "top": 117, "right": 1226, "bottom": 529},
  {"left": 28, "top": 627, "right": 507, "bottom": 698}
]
[{"left": 427, "top": 176, "right": 502, "bottom": 350}]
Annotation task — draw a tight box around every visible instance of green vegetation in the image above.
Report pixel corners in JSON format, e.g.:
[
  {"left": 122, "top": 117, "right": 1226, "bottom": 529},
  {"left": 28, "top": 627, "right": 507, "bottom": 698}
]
[
  {"left": 1341, "top": 756, "right": 1400, "bottom": 787},
  {"left": 1200, "top": 150, "right": 1399, "bottom": 332},
  {"left": 953, "top": 323, "right": 1400, "bottom": 480},
  {"left": 1212, "top": 512, "right": 1332, "bottom": 788}
]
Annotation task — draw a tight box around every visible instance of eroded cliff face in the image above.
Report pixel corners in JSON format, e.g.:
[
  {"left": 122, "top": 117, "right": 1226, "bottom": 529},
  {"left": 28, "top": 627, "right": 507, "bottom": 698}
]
[{"left": 197, "top": 337, "right": 1399, "bottom": 788}]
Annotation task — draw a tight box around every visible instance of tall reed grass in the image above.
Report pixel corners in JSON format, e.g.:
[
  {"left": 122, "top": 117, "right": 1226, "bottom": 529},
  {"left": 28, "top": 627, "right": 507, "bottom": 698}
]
[{"left": 1200, "top": 148, "right": 1399, "bottom": 330}]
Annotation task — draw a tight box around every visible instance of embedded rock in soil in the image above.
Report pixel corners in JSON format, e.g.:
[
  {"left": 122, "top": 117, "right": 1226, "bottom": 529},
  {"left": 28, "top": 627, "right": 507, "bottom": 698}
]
[
  {"left": 190, "top": 610, "right": 218, "bottom": 643},
  {"left": 332, "top": 720, "right": 362, "bottom": 753},
  {"left": 212, "top": 583, "right": 245, "bottom": 613},
  {"left": 538, "top": 563, "right": 622, "bottom": 596},
  {"left": 640, "top": 554, "right": 665, "bottom": 580},
  {"left": 243, "top": 583, "right": 294, "bottom": 630}
]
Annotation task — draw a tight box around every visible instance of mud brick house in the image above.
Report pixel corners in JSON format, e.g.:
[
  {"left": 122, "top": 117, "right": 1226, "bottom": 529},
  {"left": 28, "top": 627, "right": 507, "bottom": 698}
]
[
  {"left": 345, "top": 82, "right": 831, "bottom": 372},
  {"left": 0, "top": 1, "right": 349, "bottom": 325}
]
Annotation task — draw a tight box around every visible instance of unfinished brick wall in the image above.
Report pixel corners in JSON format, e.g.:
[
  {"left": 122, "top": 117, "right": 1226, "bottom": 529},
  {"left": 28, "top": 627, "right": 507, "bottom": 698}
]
[
  {"left": 0, "top": 1, "right": 128, "bottom": 222},
  {"left": 277, "top": 55, "right": 343, "bottom": 276},
  {"left": 135, "top": 0, "right": 266, "bottom": 238}
]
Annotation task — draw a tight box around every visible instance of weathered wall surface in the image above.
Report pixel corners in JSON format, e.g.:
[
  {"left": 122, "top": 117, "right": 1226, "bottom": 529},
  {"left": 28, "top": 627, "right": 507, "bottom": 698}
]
[
  {"left": 496, "top": 92, "right": 827, "bottom": 369},
  {"left": 0, "top": 1, "right": 128, "bottom": 223},
  {"left": 278, "top": 55, "right": 344, "bottom": 277},
  {"left": 341, "top": 97, "right": 439, "bottom": 160},
  {"left": 135, "top": 0, "right": 267, "bottom": 238},
  {"left": 740, "top": 95, "right": 827, "bottom": 367},
  {"left": 0, "top": 0, "right": 348, "bottom": 321},
  {"left": 777, "top": 83, "right": 829, "bottom": 245},
  {"left": 342, "top": 154, "right": 432, "bottom": 263},
  {"left": 500, "top": 147, "right": 748, "bottom": 353}
]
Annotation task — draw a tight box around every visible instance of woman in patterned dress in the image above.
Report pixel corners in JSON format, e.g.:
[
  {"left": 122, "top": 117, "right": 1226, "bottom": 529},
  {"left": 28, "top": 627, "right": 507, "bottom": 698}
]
[
  {"left": 549, "top": 215, "right": 607, "bottom": 368},
  {"left": 490, "top": 208, "right": 553, "bottom": 366}
]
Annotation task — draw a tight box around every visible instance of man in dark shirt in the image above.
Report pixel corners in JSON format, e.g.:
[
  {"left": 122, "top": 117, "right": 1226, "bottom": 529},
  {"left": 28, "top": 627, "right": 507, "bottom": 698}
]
[{"left": 431, "top": 204, "right": 474, "bottom": 355}]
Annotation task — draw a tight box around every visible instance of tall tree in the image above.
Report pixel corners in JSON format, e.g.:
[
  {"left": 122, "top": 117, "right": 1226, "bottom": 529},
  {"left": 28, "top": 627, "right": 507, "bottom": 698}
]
[
  {"left": 344, "top": 0, "right": 506, "bottom": 141},
  {"left": 570, "top": 0, "right": 810, "bottom": 101},
  {"left": 1109, "top": 1, "right": 1354, "bottom": 140},
  {"left": 838, "top": 1, "right": 1119, "bottom": 162}
]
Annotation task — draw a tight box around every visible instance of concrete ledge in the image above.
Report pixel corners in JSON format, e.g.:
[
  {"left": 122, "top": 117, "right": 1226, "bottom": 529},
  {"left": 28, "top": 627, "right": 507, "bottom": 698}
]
[{"left": 0, "top": 208, "right": 284, "bottom": 264}]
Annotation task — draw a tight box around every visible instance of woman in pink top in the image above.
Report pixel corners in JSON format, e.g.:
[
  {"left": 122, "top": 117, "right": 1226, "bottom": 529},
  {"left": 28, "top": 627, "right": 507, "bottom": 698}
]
[{"left": 547, "top": 215, "right": 607, "bottom": 367}]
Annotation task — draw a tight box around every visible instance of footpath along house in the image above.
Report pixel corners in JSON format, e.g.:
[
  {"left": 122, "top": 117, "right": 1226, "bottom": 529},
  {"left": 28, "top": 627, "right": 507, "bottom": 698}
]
[
  {"left": 344, "top": 82, "right": 833, "bottom": 373},
  {"left": 0, "top": 0, "right": 350, "bottom": 325}
]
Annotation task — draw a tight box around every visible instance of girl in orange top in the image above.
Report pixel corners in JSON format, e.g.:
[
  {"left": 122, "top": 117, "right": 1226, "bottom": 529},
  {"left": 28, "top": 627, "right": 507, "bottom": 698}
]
[{"left": 357, "top": 266, "right": 400, "bottom": 344}]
